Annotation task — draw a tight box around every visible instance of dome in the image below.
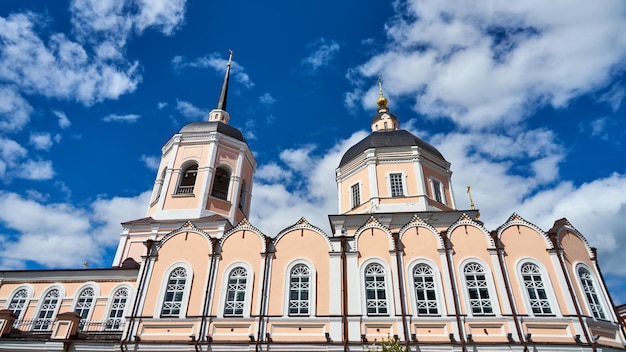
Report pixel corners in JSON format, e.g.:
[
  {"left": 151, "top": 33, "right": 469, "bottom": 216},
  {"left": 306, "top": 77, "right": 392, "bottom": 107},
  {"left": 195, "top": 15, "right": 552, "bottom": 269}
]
[
  {"left": 179, "top": 121, "right": 245, "bottom": 142},
  {"left": 339, "top": 129, "right": 445, "bottom": 167}
]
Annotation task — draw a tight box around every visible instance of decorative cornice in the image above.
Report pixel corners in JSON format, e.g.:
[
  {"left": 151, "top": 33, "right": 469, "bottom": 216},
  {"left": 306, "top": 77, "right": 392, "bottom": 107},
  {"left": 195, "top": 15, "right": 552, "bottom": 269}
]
[
  {"left": 398, "top": 215, "right": 445, "bottom": 250},
  {"left": 354, "top": 216, "right": 395, "bottom": 251},
  {"left": 446, "top": 213, "right": 495, "bottom": 249},
  {"left": 274, "top": 217, "right": 335, "bottom": 252},
  {"left": 495, "top": 213, "right": 553, "bottom": 249},
  {"left": 221, "top": 218, "right": 267, "bottom": 252},
  {"left": 158, "top": 221, "right": 214, "bottom": 249}
]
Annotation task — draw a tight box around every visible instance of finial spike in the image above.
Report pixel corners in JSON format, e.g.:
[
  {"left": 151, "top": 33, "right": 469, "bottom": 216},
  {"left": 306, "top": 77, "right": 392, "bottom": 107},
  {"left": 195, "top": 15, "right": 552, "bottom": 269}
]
[
  {"left": 216, "top": 50, "right": 232, "bottom": 111},
  {"left": 228, "top": 49, "right": 233, "bottom": 66},
  {"left": 376, "top": 76, "right": 388, "bottom": 108},
  {"left": 467, "top": 186, "right": 480, "bottom": 219}
]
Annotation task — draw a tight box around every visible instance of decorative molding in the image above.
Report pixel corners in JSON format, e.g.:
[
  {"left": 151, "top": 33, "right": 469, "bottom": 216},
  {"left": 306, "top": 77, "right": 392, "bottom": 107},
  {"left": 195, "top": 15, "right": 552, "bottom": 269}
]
[
  {"left": 446, "top": 213, "right": 495, "bottom": 249},
  {"left": 496, "top": 213, "right": 553, "bottom": 249},
  {"left": 274, "top": 218, "right": 335, "bottom": 252},
  {"left": 398, "top": 216, "right": 445, "bottom": 250},
  {"left": 354, "top": 217, "right": 394, "bottom": 251},
  {"left": 221, "top": 218, "right": 267, "bottom": 253}
]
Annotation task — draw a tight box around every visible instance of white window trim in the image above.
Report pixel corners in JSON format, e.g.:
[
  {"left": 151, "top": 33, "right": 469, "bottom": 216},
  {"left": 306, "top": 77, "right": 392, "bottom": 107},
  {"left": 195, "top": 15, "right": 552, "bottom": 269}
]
[
  {"left": 4, "top": 285, "right": 34, "bottom": 321},
  {"left": 70, "top": 283, "right": 100, "bottom": 323},
  {"left": 458, "top": 258, "right": 501, "bottom": 316},
  {"left": 32, "top": 285, "right": 65, "bottom": 330},
  {"left": 359, "top": 258, "right": 395, "bottom": 316},
  {"left": 574, "top": 262, "right": 610, "bottom": 321},
  {"left": 282, "top": 259, "right": 317, "bottom": 317},
  {"left": 175, "top": 161, "right": 199, "bottom": 196},
  {"left": 153, "top": 262, "right": 193, "bottom": 318},
  {"left": 387, "top": 171, "right": 407, "bottom": 197},
  {"left": 349, "top": 181, "right": 362, "bottom": 209},
  {"left": 515, "top": 258, "right": 561, "bottom": 317},
  {"left": 102, "top": 284, "right": 134, "bottom": 331},
  {"left": 407, "top": 258, "right": 447, "bottom": 317},
  {"left": 217, "top": 261, "right": 255, "bottom": 318},
  {"left": 429, "top": 177, "right": 446, "bottom": 205}
]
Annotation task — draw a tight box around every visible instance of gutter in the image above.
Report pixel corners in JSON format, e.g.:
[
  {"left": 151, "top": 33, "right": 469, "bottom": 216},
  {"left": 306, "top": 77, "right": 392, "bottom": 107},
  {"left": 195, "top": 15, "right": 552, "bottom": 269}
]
[
  {"left": 392, "top": 232, "right": 411, "bottom": 350},
  {"left": 195, "top": 237, "right": 219, "bottom": 352},
  {"left": 443, "top": 232, "right": 467, "bottom": 352},
  {"left": 340, "top": 236, "right": 349, "bottom": 352}
]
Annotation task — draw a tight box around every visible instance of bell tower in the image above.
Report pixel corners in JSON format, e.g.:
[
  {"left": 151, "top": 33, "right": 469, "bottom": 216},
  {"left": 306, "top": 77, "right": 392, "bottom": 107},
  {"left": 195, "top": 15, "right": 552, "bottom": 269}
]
[
  {"left": 146, "top": 51, "right": 256, "bottom": 225},
  {"left": 336, "top": 78, "right": 456, "bottom": 214}
]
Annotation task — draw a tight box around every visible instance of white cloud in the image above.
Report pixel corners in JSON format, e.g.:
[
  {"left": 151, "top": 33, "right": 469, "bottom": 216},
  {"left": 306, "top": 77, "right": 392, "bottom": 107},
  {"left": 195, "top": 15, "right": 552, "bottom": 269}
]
[
  {"left": 0, "top": 190, "right": 150, "bottom": 268},
  {"left": 140, "top": 154, "right": 161, "bottom": 171},
  {"left": 29, "top": 132, "right": 54, "bottom": 151},
  {"left": 0, "top": 85, "right": 32, "bottom": 132},
  {"left": 176, "top": 100, "right": 205, "bottom": 120},
  {"left": 157, "top": 102, "right": 168, "bottom": 109},
  {"left": 172, "top": 53, "right": 254, "bottom": 88},
  {"left": 347, "top": 0, "right": 626, "bottom": 129},
  {"left": 301, "top": 38, "right": 340, "bottom": 73},
  {"left": 102, "top": 113, "right": 141, "bottom": 123},
  {"left": 255, "top": 163, "right": 292, "bottom": 183},
  {"left": 52, "top": 110, "right": 71, "bottom": 129},
  {"left": 259, "top": 93, "right": 276, "bottom": 107},
  {"left": 0, "top": 12, "right": 141, "bottom": 106},
  {"left": 13, "top": 159, "right": 54, "bottom": 180},
  {"left": 0, "top": 137, "right": 27, "bottom": 163}
]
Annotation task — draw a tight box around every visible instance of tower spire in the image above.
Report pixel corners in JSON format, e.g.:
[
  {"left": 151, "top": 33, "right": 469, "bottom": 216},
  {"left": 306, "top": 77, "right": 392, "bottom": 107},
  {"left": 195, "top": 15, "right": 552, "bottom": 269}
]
[
  {"left": 216, "top": 50, "right": 233, "bottom": 111},
  {"left": 377, "top": 76, "right": 388, "bottom": 109},
  {"left": 208, "top": 50, "right": 233, "bottom": 124}
]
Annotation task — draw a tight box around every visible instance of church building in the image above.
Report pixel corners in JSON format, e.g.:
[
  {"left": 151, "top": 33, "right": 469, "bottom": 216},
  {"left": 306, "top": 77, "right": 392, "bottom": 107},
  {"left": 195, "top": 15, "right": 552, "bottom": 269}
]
[{"left": 0, "top": 54, "right": 625, "bottom": 352}]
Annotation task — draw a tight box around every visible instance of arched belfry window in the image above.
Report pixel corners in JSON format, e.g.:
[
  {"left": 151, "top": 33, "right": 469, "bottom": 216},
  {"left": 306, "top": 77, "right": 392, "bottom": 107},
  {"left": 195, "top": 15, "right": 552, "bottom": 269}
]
[
  {"left": 211, "top": 166, "right": 230, "bottom": 200},
  {"left": 413, "top": 263, "right": 438, "bottom": 315},
  {"left": 74, "top": 287, "right": 95, "bottom": 330},
  {"left": 176, "top": 164, "right": 198, "bottom": 195},
  {"left": 238, "top": 180, "right": 247, "bottom": 211},
  {"left": 106, "top": 288, "right": 129, "bottom": 330},
  {"left": 289, "top": 264, "right": 311, "bottom": 315},
  {"left": 224, "top": 267, "right": 247, "bottom": 316},
  {"left": 161, "top": 267, "right": 188, "bottom": 317},
  {"left": 8, "top": 288, "right": 29, "bottom": 320},
  {"left": 34, "top": 289, "right": 60, "bottom": 331},
  {"left": 578, "top": 267, "right": 606, "bottom": 319},
  {"left": 520, "top": 263, "right": 552, "bottom": 315},
  {"left": 464, "top": 262, "right": 493, "bottom": 315},
  {"left": 364, "top": 263, "right": 388, "bottom": 315}
]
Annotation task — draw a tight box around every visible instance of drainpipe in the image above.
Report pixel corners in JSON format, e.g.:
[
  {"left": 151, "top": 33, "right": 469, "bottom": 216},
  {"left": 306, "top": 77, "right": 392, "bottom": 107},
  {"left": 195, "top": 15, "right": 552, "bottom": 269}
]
[
  {"left": 494, "top": 232, "right": 528, "bottom": 351},
  {"left": 340, "top": 236, "right": 349, "bottom": 352},
  {"left": 121, "top": 239, "right": 154, "bottom": 352},
  {"left": 392, "top": 233, "right": 411, "bottom": 350},
  {"left": 256, "top": 236, "right": 273, "bottom": 352},
  {"left": 443, "top": 232, "right": 466, "bottom": 352},
  {"left": 554, "top": 246, "right": 594, "bottom": 351},
  {"left": 195, "top": 237, "right": 219, "bottom": 352}
]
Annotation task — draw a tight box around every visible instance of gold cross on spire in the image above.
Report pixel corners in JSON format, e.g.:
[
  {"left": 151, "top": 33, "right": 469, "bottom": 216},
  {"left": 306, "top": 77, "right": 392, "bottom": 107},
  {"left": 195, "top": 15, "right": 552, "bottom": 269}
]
[{"left": 377, "top": 76, "right": 388, "bottom": 108}]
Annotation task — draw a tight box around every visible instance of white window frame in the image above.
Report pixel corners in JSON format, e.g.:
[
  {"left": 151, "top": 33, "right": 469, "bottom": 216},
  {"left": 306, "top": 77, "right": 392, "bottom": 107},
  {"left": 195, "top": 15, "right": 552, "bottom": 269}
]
[
  {"left": 360, "top": 258, "right": 394, "bottom": 316},
  {"left": 103, "top": 284, "right": 133, "bottom": 331},
  {"left": 218, "top": 262, "right": 254, "bottom": 318},
  {"left": 407, "top": 259, "right": 446, "bottom": 317},
  {"left": 5, "top": 285, "right": 33, "bottom": 321},
  {"left": 154, "top": 262, "right": 193, "bottom": 318},
  {"left": 387, "top": 172, "right": 407, "bottom": 197},
  {"left": 32, "top": 285, "right": 65, "bottom": 331},
  {"left": 429, "top": 177, "right": 446, "bottom": 205},
  {"left": 283, "top": 259, "right": 316, "bottom": 317},
  {"left": 575, "top": 263, "right": 609, "bottom": 320},
  {"left": 515, "top": 259, "right": 560, "bottom": 317},
  {"left": 175, "top": 161, "right": 199, "bottom": 195},
  {"left": 350, "top": 181, "right": 362, "bottom": 209},
  {"left": 71, "top": 283, "right": 100, "bottom": 330},
  {"left": 459, "top": 258, "right": 500, "bottom": 316}
]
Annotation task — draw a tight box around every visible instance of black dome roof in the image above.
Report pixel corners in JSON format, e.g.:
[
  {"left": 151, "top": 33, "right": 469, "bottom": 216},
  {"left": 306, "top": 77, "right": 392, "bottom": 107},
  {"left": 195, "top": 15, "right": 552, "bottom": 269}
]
[
  {"left": 370, "top": 110, "right": 399, "bottom": 124},
  {"left": 339, "top": 130, "right": 445, "bottom": 167},
  {"left": 179, "top": 121, "right": 245, "bottom": 142}
]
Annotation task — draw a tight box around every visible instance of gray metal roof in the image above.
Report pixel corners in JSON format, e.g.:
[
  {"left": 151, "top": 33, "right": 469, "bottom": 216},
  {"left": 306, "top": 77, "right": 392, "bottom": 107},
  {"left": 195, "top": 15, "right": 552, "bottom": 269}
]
[
  {"left": 179, "top": 121, "right": 245, "bottom": 142},
  {"left": 338, "top": 129, "right": 445, "bottom": 167}
]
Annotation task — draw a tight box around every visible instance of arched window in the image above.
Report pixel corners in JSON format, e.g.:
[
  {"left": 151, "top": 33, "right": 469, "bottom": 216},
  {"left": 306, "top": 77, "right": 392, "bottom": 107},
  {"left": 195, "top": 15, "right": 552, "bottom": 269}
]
[
  {"left": 289, "top": 264, "right": 310, "bottom": 315},
  {"left": 34, "top": 289, "right": 60, "bottom": 331},
  {"left": 464, "top": 262, "right": 493, "bottom": 315},
  {"left": 8, "top": 288, "right": 29, "bottom": 320},
  {"left": 578, "top": 267, "right": 606, "bottom": 320},
  {"left": 520, "top": 263, "right": 552, "bottom": 315},
  {"left": 413, "top": 264, "right": 438, "bottom": 315},
  {"left": 74, "top": 287, "right": 95, "bottom": 330},
  {"left": 364, "top": 263, "right": 388, "bottom": 315},
  {"left": 153, "top": 169, "right": 166, "bottom": 202},
  {"left": 238, "top": 180, "right": 247, "bottom": 211},
  {"left": 211, "top": 166, "right": 230, "bottom": 200},
  {"left": 224, "top": 267, "right": 247, "bottom": 316},
  {"left": 161, "top": 267, "right": 188, "bottom": 317},
  {"left": 176, "top": 164, "right": 198, "bottom": 195},
  {"left": 106, "top": 288, "right": 129, "bottom": 330}
]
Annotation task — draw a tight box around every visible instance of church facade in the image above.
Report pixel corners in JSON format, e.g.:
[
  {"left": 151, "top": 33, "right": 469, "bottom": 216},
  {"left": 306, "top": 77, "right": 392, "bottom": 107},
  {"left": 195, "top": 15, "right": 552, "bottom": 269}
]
[{"left": 1, "top": 57, "right": 625, "bottom": 352}]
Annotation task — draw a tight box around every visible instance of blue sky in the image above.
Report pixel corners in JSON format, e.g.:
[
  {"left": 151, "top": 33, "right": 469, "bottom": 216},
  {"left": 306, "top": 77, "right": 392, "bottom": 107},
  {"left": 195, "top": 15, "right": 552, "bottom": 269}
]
[{"left": 0, "top": 1, "right": 625, "bottom": 303}]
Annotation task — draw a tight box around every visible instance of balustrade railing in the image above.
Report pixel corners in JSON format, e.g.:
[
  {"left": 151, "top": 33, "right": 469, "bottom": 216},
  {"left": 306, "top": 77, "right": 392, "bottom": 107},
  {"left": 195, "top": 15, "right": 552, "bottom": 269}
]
[{"left": 175, "top": 185, "right": 194, "bottom": 195}]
